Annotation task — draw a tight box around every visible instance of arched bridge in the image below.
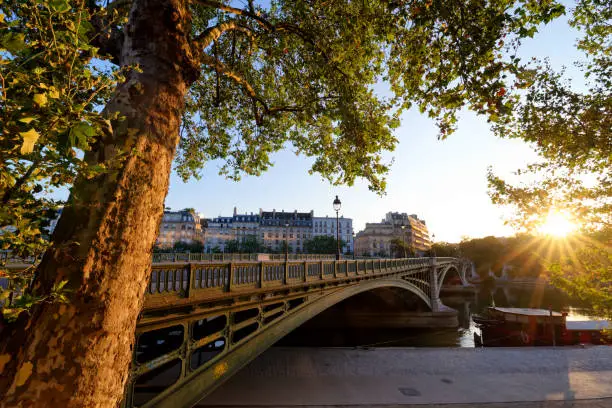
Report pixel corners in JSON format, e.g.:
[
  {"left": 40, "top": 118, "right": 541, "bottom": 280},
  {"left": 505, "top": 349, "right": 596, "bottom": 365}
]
[{"left": 124, "top": 257, "right": 471, "bottom": 408}]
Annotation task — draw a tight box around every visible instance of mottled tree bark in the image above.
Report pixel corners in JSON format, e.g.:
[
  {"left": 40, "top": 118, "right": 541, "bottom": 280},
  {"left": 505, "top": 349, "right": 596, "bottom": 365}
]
[{"left": 0, "top": 0, "right": 199, "bottom": 406}]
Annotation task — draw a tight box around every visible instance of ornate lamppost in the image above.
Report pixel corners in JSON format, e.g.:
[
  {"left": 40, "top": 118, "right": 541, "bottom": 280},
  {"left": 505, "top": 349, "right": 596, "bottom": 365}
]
[
  {"left": 401, "top": 224, "right": 407, "bottom": 258},
  {"left": 352, "top": 231, "right": 356, "bottom": 260},
  {"left": 333, "top": 195, "right": 341, "bottom": 260}
]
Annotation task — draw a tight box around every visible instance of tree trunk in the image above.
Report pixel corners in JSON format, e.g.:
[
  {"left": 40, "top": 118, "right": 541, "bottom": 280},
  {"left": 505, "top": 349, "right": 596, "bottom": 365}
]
[{"left": 0, "top": 0, "right": 199, "bottom": 406}]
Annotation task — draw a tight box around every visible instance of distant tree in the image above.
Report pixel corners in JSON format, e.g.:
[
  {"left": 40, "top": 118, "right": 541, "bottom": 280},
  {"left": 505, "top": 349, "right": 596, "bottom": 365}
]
[
  {"left": 390, "top": 238, "right": 410, "bottom": 258},
  {"left": 304, "top": 236, "right": 345, "bottom": 254},
  {"left": 172, "top": 240, "right": 204, "bottom": 253},
  {"left": 210, "top": 246, "right": 222, "bottom": 254},
  {"left": 548, "top": 230, "right": 611, "bottom": 318},
  {"left": 429, "top": 242, "right": 460, "bottom": 258},
  {"left": 152, "top": 245, "right": 169, "bottom": 253},
  {"left": 459, "top": 236, "right": 506, "bottom": 275},
  {"left": 279, "top": 241, "right": 293, "bottom": 254},
  {"left": 376, "top": 250, "right": 388, "bottom": 258},
  {"left": 225, "top": 240, "right": 240, "bottom": 253},
  {"left": 240, "top": 235, "right": 262, "bottom": 253}
]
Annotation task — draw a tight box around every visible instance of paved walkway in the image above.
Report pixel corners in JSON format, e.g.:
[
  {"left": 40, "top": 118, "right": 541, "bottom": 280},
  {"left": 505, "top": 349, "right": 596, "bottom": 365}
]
[
  {"left": 202, "top": 401, "right": 612, "bottom": 407},
  {"left": 199, "top": 347, "right": 612, "bottom": 407}
]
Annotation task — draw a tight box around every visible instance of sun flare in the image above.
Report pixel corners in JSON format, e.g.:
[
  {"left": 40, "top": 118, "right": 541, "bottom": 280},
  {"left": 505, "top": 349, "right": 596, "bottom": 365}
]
[{"left": 538, "top": 210, "right": 577, "bottom": 238}]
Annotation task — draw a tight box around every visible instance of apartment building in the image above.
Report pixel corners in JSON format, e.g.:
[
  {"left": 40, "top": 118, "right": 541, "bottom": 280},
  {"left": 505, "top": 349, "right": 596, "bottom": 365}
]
[
  {"left": 203, "top": 208, "right": 260, "bottom": 253},
  {"left": 156, "top": 209, "right": 203, "bottom": 248},
  {"left": 259, "top": 209, "right": 313, "bottom": 253},
  {"left": 312, "top": 216, "right": 354, "bottom": 253},
  {"left": 199, "top": 207, "right": 354, "bottom": 254},
  {"left": 354, "top": 212, "right": 431, "bottom": 257}
]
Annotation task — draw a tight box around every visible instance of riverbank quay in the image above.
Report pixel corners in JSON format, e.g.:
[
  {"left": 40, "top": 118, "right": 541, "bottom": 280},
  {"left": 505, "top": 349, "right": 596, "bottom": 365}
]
[
  {"left": 199, "top": 346, "right": 612, "bottom": 406},
  {"left": 203, "top": 399, "right": 612, "bottom": 407}
]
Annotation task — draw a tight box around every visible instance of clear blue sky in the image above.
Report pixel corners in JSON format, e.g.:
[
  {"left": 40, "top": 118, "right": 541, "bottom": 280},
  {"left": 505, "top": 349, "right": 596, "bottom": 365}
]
[{"left": 163, "top": 12, "right": 583, "bottom": 243}]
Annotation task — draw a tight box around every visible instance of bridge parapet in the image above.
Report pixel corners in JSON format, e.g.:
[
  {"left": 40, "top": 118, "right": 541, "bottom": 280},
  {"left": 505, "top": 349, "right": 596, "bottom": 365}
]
[{"left": 143, "top": 257, "right": 449, "bottom": 312}]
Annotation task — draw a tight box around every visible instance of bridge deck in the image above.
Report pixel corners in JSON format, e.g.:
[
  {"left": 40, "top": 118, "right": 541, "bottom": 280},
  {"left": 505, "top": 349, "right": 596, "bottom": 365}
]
[{"left": 142, "top": 258, "right": 447, "bottom": 312}]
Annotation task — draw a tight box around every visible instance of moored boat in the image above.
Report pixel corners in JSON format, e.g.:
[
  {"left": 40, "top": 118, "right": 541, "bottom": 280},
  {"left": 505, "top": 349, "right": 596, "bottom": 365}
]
[
  {"left": 474, "top": 307, "right": 565, "bottom": 346},
  {"left": 563, "top": 320, "right": 611, "bottom": 345},
  {"left": 473, "top": 307, "right": 611, "bottom": 346}
]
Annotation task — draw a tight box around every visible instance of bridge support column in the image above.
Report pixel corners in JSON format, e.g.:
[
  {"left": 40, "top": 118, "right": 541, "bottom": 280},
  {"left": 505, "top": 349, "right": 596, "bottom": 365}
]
[{"left": 429, "top": 257, "right": 442, "bottom": 312}]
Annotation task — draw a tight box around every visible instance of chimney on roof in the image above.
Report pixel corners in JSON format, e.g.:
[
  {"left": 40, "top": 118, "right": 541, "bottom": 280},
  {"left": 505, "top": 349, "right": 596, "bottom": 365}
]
[{"left": 233, "top": 206, "right": 237, "bottom": 216}]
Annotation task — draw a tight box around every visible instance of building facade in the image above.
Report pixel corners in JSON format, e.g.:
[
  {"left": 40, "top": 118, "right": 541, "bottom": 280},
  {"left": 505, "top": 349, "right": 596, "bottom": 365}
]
[
  {"left": 199, "top": 207, "right": 353, "bottom": 254},
  {"left": 405, "top": 214, "right": 431, "bottom": 253},
  {"left": 203, "top": 208, "right": 260, "bottom": 253},
  {"left": 156, "top": 209, "right": 203, "bottom": 248},
  {"left": 312, "top": 216, "right": 354, "bottom": 253},
  {"left": 259, "top": 209, "right": 313, "bottom": 253},
  {"left": 354, "top": 212, "right": 431, "bottom": 257}
]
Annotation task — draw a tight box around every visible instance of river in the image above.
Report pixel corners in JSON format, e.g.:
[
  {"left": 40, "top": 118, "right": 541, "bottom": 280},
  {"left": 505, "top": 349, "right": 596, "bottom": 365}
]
[{"left": 275, "top": 283, "right": 592, "bottom": 348}]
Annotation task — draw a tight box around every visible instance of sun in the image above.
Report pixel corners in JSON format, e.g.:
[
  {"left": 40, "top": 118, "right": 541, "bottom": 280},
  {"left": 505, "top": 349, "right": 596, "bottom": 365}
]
[{"left": 538, "top": 210, "right": 577, "bottom": 238}]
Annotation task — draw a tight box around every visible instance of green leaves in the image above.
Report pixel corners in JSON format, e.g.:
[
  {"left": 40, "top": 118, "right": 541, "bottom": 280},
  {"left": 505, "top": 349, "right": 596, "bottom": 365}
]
[
  {"left": 19, "top": 128, "right": 40, "bottom": 154},
  {"left": 0, "top": 0, "right": 121, "bottom": 308},
  {"left": 49, "top": 0, "right": 71, "bottom": 13},
  {"left": 180, "top": 0, "right": 568, "bottom": 193},
  {"left": 486, "top": 0, "right": 611, "bottom": 317},
  {"left": 1, "top": 31, "right": 25, "bottom": 53},
  {"left": 69, "top": 122, "right": 96, "bottom": 150},
  {"left": 32, "top": 93, "right": 47, "bottom": 107}
]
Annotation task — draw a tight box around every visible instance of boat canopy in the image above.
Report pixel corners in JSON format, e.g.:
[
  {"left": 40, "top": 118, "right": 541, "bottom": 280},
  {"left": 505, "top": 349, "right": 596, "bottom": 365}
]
[
  {"left": 565, "top": 320, "right": 610, "bottom": 331},
  {"left": 491, "top": 307, "right": 563, "bottom": 317}
]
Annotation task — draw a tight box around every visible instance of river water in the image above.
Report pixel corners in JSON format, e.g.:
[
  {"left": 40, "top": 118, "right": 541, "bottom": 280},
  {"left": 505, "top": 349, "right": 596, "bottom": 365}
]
[{"left": 276, "top": 283, "right": 591, "bottom": 348}]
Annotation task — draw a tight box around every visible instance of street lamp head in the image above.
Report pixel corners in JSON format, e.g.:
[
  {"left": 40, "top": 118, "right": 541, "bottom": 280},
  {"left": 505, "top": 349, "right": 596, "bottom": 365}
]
[
  {"left": 284, "top": 222, "right": 289, "bottom": 228},
  {"left": 333, "top": 195, "right": 341, "bottom": 212},
  {"left": 401, "top": 224, "right": 406, "bottom": 230}
]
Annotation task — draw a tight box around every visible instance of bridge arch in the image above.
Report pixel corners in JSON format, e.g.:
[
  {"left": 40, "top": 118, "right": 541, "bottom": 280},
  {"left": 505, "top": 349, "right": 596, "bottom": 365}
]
[
  {"left": 136, "top": 278, "right": 432, "bottom": 408},
  {"left": 435, "top": 264, "right": 468, "bottom": 299}
]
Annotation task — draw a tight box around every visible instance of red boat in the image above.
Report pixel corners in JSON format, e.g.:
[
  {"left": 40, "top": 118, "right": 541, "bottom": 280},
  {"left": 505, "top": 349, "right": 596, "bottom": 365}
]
[
  {"left": 563, "top": 320, "right": 611, "bottom": 345},
  {"left": 473, "top": 307, "right": 610, "bottom": 347},
  {"left": 474, "top": 307, "right": 565, "bottom": 346}
]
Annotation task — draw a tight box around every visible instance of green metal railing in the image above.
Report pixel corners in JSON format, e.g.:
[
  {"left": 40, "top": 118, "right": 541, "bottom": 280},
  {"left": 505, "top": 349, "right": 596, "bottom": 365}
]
[
  {"left": 142, "top": 257, "right": 458, "bottom": 311},
  {"left": 151, "top": 252, "right": 337, "bottom": 263}
]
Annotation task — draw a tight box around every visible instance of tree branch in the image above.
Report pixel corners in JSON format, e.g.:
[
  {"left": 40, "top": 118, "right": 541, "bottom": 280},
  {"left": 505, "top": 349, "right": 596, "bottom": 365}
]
[
  {"left": 196, "top": 0, "right": 273, "bottom": 29},
  {"left": 1, "top": 159, "right": 40, "bottom": 205},
  {"left": 201, "top": 54, "right": 258, "bottom": 100},
  {"left": 195, "top": 21, "right": 256, "bottom": 50},
  {"left": 195, "top": 0, "right": 347, "bottom": 77},
  {"left": 201, "top": 54, "right": 324, "bottom": 124},
  {"left": 87, "top": 0, "right": 128, "bottom": 65}
]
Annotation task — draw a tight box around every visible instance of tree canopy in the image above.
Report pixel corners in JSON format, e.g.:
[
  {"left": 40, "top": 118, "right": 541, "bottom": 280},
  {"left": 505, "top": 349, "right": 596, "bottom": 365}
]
[
  {"left": 488, "top": 0, "right": 610, "bottom": 232},
  {"left": 1, "top": 0, "right": 568, "bottom": 267},
  {"left": 486, "top": 0, "right": 610, "bottom": 315},
  {"left": 304, "top": 235, "right": 345, "bottom": 254}
]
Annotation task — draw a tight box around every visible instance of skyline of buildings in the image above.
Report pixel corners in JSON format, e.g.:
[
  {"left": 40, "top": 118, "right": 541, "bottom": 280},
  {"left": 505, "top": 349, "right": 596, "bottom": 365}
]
[
  {"left": 156, "top": 206, "right": 430, "bottom": 256},
  {"left": 156, "top": 207, "right": 355, "bottom": 254}
]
